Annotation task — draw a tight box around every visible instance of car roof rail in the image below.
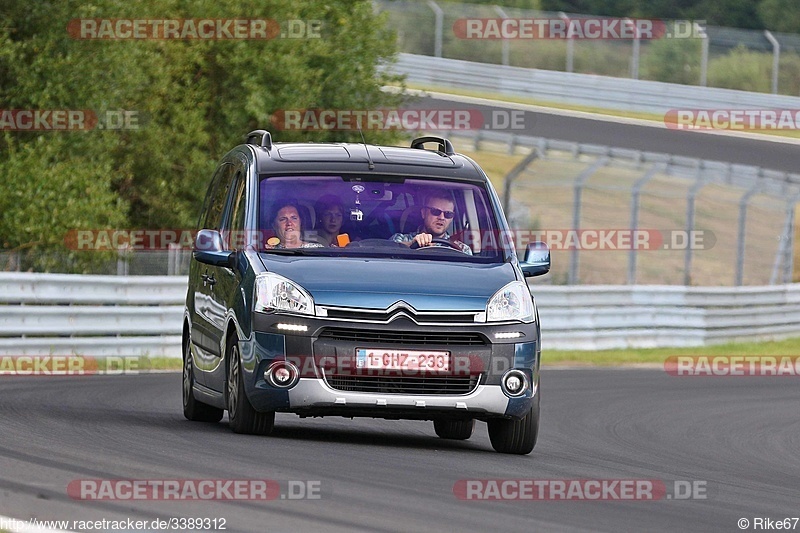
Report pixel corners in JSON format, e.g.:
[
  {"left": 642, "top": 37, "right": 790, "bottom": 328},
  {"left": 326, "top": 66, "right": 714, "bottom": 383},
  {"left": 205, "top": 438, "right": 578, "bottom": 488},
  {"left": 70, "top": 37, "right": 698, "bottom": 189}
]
[
  {"left": 410, "top": 136, "right": 455, "bottom": 156},
  {"left": 245, "top": 129, "right": 273, "bottom": 150}
]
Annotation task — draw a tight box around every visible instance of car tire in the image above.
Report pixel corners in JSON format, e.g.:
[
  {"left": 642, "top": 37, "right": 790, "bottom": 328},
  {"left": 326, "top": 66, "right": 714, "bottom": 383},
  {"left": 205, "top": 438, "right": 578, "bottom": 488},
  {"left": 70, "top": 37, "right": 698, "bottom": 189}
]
[
  {"left": 487, "top": 392, "right": 540, "bottom": 455},
  {"left": 433, "top": 419, "right": 475, "bottom": 440},
  {"left": 183, "top": 336, "right": 224, "bottom": 423},
  {"left": 226, "top": 335, "right": 275, "bottom": 435}
]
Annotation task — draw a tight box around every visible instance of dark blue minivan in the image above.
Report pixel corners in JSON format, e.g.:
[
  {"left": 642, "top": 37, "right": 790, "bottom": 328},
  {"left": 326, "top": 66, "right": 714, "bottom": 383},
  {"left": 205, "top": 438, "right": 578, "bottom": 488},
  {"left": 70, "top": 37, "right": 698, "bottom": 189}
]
[{"left": 183, "top": 131, "right": 550, "bottom": 454}]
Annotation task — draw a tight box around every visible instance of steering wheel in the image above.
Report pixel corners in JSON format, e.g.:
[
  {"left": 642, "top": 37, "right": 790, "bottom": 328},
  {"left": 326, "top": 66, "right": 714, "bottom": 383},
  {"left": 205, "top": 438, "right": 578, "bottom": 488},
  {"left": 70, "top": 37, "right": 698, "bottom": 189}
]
[{"left": 409, "top": 237, "right": 467, "bottom": 252}]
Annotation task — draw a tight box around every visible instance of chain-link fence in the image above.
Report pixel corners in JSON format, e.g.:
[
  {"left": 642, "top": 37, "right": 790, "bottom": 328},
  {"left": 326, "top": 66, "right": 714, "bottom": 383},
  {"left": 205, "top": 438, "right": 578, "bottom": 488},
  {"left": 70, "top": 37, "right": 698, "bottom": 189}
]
[
  {"left": 375, "top": 0, "right": 800, "bottom": 96},
  {"left": 442, "top": 130, "right": 796, "bottom": 286},
  {"left": 0, "top": 245, "right": 192, "bottom": 276}
]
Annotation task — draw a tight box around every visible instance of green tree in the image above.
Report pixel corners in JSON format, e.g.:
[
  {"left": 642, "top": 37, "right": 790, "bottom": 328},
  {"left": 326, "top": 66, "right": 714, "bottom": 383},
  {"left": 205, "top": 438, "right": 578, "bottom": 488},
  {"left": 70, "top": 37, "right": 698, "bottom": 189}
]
[
  {"left": 0, "top": 0, "right": 405, "bottom": 271},
  {"left": 759, "top": 0, "right": 800, "bottom": 33}
]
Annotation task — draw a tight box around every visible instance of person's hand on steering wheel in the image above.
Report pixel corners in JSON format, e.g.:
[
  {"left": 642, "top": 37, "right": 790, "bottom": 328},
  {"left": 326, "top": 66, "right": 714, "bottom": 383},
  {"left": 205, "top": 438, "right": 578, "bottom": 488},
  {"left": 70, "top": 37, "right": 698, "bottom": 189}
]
[
  {"left": 409, "top": 234, "right": 468, "bottom": 252},
  {"left": 410, "top": 232, "right": 434, "bottom": 248}
]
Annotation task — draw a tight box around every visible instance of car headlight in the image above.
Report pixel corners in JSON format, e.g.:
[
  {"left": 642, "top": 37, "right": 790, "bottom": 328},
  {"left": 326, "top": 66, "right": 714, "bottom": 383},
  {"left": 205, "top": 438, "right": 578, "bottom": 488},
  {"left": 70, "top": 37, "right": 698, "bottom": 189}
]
[
  {"left": 254, "top": 273, "right": 314, "bottom": 315},
  {"left": 486, "top": 281, "right": 534, "bottom": 323}
]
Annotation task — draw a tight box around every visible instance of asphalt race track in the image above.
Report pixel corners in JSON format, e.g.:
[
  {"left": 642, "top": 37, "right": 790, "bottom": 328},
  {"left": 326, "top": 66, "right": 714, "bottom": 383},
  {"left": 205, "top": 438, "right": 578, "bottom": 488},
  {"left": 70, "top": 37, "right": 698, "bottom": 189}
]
[
  {"left": 1, "top": 370, "right": 797, "bottom": 532},
  {"left": 413, "top": 95, "right": 800, "bottom": 172}
]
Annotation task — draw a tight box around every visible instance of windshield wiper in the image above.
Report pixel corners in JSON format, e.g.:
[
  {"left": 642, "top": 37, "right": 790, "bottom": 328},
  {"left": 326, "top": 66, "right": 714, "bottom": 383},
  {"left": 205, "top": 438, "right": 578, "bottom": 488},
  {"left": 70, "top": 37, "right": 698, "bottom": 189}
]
[{"left": 259, "top": 248, "right": 312, "bottom": 255}]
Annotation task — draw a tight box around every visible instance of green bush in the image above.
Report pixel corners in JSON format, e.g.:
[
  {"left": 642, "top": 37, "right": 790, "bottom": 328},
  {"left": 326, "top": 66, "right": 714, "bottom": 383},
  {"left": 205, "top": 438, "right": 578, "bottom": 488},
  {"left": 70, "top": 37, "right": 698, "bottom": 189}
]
[
  {"left": 641, "top": 38, "right": 703, "bottom": 84},
  {"left": 706, "top": 45, "right": 773, "bottom": 92},
  {"left": 777, "top": 52, "right": 800, "bottom": 95}
]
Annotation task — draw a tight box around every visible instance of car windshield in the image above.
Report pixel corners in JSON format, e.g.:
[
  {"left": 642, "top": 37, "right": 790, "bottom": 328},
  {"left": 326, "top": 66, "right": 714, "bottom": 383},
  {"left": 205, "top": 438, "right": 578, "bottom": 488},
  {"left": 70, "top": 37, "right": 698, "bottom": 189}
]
[{"left": 257, "top": 175, "right": 510, "bottom": 263}]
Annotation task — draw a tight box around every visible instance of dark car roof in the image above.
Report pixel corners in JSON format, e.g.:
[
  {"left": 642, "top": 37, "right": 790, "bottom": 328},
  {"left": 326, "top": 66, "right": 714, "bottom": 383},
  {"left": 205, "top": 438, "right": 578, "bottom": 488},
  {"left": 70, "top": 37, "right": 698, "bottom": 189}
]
[{"left": 239, "top": 137, "right": 489, "bottom": 183}]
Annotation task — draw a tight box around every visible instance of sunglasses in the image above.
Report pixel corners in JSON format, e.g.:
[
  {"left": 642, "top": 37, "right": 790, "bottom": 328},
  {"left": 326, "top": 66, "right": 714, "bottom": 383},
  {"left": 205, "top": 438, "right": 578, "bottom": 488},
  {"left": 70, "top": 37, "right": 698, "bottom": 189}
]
[{"left": 425, "top": 206, "right": 455, "bottom": 219}]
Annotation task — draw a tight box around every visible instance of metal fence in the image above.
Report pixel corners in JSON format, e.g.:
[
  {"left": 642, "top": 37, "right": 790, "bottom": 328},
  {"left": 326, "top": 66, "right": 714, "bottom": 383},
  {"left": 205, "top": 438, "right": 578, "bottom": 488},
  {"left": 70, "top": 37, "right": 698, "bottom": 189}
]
[
  {"left": 1, "top": 273, "right": 798, "bottom": 354},
  {"left": 375, "top": 0, "right": 800, "bottom": 96},
  {"left": 390, "top": 53, "right": 800, "bottom": 113},
  {"left": 0, "top": 245, "right": 192, "bottom": 276},
  {"left": 435, "top": 129, "right": 798, "bottom": 286}
]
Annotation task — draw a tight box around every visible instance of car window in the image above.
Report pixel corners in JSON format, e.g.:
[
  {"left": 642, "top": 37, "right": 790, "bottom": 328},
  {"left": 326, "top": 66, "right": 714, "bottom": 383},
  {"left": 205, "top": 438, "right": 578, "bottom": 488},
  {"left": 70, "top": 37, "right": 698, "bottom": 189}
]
[
  {"left": 203, "top": 163, "right": 235, "bottom": 230},
  {"left": 226, "top": 171, "right": 247, "bottom": 251},
  {"left": 257, "top": 175, "right": 510, "bottom": 262}
]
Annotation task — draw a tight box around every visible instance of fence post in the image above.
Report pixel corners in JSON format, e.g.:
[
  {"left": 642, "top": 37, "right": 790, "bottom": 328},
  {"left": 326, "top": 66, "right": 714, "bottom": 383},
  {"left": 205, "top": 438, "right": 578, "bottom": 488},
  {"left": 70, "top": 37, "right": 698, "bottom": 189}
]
[
  {"left": 495, "top": 6, "right": 510, "bottom": 66},
  {"left": 569, "top": 157, "right": 608, "bottom": 284},
  {"left": 699, "top": 23, "right": 709, "bottom": 86},
  {"left": 771, "top": 189, "right": 800, "bottom": 284},
  {"left": 502, "top": 150, "right": 539, "bottom": 215},
  {"left": 628, "top": 163, "right": 662, "bottom": 284},
  {"left": 559, "top": 12, "right": 574, "bottom": 73},
  {"left": 784, "top": 208, "right": 796, "bottom": 284},
  {"left": 168, "top": 243, "right": 179, "bottom": 276},
  {"left": 627, "top": 18, "right": 640, "bottom": 79},
  {"left": 684, "top": 161, "right": 707, "bottom": 285},
  {"left": 427, "top": 0, "right": 443, "bottom": 58},
  {"left": 764, "top": 30, "right": 780, "bottom": 95},
  {"left": 117, "top": 245, "right": 130, "bottom": 276},
  {"left": 735, "top": 178, "right": 761, "bottom": 286}
]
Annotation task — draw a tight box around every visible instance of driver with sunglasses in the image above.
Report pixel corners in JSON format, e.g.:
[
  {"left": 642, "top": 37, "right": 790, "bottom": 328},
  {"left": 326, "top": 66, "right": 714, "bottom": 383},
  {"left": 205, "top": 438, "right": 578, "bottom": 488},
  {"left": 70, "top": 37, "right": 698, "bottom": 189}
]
[{"left": 391, "top": 189, "right": 472, "bottom": 255}]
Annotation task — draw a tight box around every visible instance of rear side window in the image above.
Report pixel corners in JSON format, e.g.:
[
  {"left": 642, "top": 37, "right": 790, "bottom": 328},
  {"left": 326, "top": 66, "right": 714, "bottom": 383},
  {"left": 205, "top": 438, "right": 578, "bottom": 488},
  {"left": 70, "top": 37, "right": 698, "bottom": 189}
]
[
  {"left": 203, "top": 163, "right": 235, "bottom": 230},
  {"left": 227, "top": 171, "right": 247, "bottom": 251}
]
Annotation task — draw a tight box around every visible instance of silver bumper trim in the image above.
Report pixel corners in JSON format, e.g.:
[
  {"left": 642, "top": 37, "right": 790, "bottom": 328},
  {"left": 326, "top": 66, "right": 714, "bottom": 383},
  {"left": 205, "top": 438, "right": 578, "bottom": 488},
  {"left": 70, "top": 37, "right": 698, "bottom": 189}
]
[{"left": 287, "top": 378, "right": 510, "bottom": 414}]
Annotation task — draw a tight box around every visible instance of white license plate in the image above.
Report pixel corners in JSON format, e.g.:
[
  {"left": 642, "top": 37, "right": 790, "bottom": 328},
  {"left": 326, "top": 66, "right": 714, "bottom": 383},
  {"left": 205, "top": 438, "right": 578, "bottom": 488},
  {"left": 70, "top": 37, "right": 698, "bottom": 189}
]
[{"left": 355, "top": 349, "right": 451, "bottom": 372}]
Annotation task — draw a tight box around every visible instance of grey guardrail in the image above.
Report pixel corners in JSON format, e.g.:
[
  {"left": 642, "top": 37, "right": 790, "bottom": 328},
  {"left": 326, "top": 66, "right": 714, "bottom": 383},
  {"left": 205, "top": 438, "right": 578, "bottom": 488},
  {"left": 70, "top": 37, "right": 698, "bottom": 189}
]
[
  {"left": 390, "top": 53, "right": 800, "bottom": 114},
  {"left": 1, "top": 273, "right": 799, "bottom": 354},
  {"left": 0, "top": 273, "right": 186, "bottom": 357},
  {"left": 532, "top": 284, "right": 800, "bottom": 349}
]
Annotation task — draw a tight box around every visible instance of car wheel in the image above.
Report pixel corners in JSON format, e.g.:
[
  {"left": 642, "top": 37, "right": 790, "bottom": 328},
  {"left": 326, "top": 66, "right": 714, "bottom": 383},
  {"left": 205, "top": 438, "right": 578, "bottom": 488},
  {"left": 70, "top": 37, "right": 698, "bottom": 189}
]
[
  {"left": 226, "top": 335, "right": 275, "bottom": 435},
  {"left": 433, "top": 419, "right": 475, "bottom": 440},
  {"left": 182, "top": 337, "right": 224, "bottom": 422},
  {"left": 487, "top": 393, "right": 540, "bottom": 455}
]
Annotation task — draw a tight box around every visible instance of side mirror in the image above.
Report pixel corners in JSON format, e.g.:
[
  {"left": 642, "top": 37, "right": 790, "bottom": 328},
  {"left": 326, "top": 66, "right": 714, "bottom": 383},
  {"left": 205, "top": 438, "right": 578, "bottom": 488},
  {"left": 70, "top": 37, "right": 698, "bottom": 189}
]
[
  {"left": 520, "top": 241, "right": 550, "bottom": 277},
  {"left": 193, "top": 229, "right": 235, "bottom": 268}
]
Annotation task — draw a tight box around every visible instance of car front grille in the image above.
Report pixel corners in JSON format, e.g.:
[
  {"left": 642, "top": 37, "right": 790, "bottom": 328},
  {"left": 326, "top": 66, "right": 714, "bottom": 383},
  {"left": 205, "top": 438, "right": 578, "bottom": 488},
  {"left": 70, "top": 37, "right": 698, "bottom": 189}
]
[
  {"left": 321, "top": 306, "right": 479, "bottom": 324},
  {"left": 317, "top": 327, "right": 486, "bottom": 346},
  {"left": 323, "top": 373, "right": 481, "bottom": 395}
]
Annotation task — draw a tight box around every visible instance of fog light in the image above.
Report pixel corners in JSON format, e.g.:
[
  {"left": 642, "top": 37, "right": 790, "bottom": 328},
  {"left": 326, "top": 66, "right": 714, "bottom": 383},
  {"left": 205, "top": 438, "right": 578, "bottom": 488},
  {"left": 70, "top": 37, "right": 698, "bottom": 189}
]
[
  {"left": 264, "top": 361, "right": 299, "bottom": 389},
  {"left": 274, "top": 366, "right": 292, "bottom": 383},
  {"left": 501, "top": 369, "right": 528, "bottom": 397}
]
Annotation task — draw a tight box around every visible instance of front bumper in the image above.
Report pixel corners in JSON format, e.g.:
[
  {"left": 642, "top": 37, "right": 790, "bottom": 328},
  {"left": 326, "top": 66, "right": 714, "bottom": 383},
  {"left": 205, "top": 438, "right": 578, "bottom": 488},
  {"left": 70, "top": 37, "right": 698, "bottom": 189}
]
[
  {"left": 285, "top": 378, "right": 517, "bottom": 419},
  {"left": 239, "top": 312, "right": 540, "bottom": 420}
]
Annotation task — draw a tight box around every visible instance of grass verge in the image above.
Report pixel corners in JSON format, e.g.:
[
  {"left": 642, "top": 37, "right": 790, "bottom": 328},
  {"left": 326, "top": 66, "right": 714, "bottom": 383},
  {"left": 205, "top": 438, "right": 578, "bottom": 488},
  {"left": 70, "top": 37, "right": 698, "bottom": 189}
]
[
  {"left": 122, "top": 337, "right": 800, "bottom": 372},
  {"left": 545, "top": 336, "right": 800, "bottom": 367}
]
